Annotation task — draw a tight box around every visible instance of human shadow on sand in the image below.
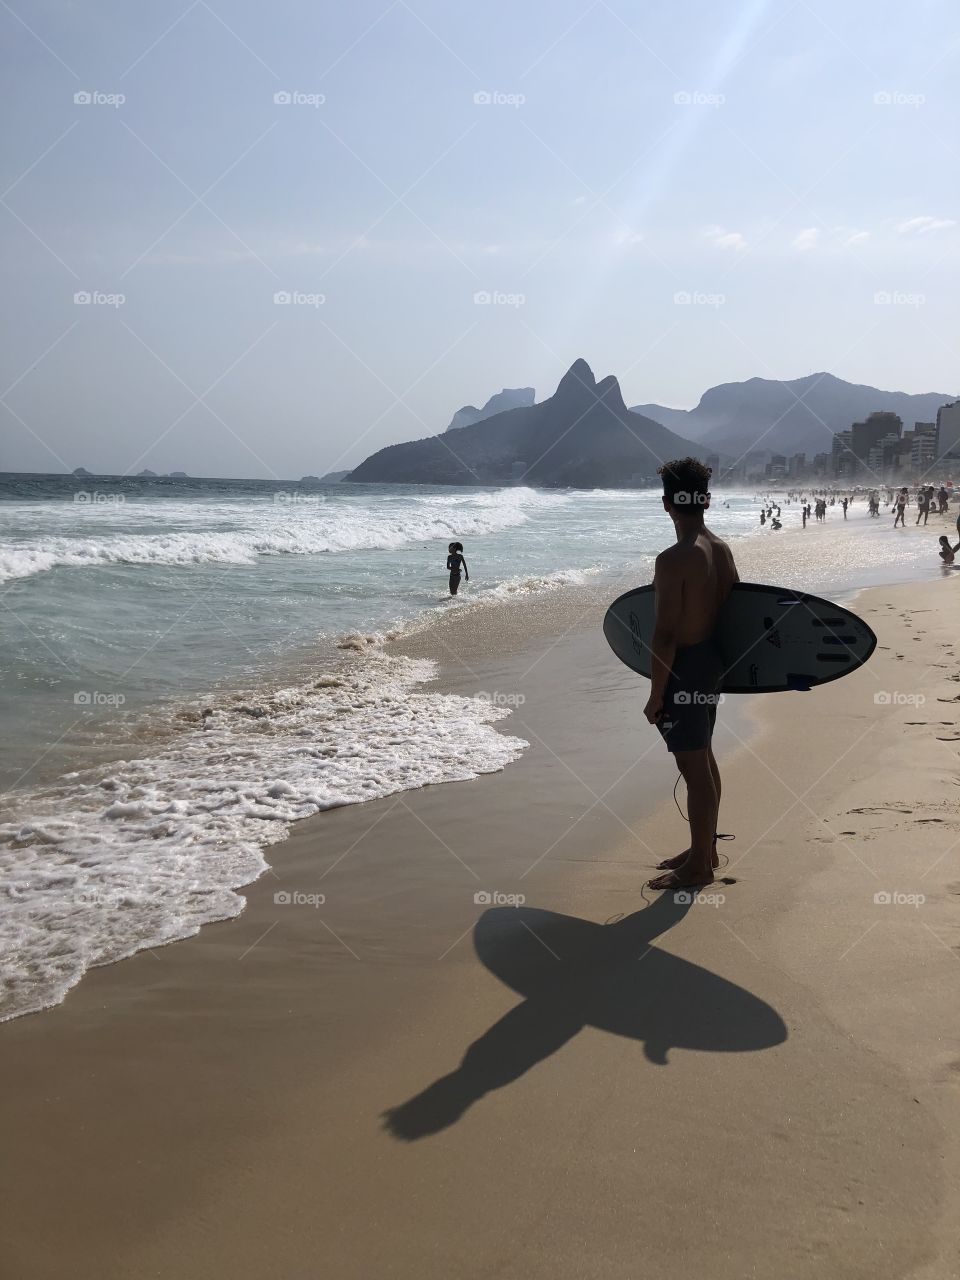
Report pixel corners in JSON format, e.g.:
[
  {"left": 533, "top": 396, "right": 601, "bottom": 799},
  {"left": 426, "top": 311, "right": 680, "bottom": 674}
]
[{"left": 383, "top": 893, "right": 787, "bottom": 1140}]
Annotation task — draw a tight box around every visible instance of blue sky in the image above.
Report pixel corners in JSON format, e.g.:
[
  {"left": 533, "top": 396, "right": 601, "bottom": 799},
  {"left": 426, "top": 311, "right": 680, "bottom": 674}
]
[{"left": 1, "top": 0, "right": 958, "bottom": 477}]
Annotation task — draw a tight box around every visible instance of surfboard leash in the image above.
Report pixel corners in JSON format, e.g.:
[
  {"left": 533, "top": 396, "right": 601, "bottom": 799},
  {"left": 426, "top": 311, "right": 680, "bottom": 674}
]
[{"left": 672, "top": 772, "right": 735, "bottom": 868}]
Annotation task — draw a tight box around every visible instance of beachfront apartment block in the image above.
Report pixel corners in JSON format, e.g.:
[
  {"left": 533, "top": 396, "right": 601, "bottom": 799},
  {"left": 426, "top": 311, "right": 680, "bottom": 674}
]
[
  {"left": 911, "top": 426, "right": 937, "bottom": 470},
  {"left": 829, "top": 410, "right": 955, "bottom": 481},
  {"left": 937, "top": 401, "right": 960, "bottom": 460},
  {"left": 832, "top": 429, "right": 855, "bottom": 476},
  {"left": 787, "top": 452, "right": 806, "bottom": 477}
]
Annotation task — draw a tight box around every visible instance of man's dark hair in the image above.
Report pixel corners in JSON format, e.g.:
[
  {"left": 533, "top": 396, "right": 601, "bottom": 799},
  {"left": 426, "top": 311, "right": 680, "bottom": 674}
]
[{"left": 658, "top": 456, "right": 712, "bottom": 510}]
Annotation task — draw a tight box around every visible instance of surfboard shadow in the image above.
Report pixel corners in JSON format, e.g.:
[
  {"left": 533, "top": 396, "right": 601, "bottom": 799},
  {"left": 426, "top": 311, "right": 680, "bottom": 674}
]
[{"left": 382, "top": 893, "right": 787, "bottom": 1141}]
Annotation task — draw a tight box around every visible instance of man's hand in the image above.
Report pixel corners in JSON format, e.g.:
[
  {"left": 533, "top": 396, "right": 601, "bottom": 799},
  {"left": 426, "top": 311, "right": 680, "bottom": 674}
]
[{"left": 643, "top": 690, "right": 664, "bottom": 724}]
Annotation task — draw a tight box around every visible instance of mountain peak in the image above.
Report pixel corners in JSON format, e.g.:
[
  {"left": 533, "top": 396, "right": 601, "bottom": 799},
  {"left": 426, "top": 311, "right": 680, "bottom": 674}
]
[
  {"left": 444, "top": 386, "right": 535, "bottom": 432},
  {"left": 556, "top": 358, "right": 595, "bottom": 392},
  {"left": 348, "top": 359, "right": 700, "bottom": 487},
  {"left": 635, "top": 371, "right": 954, "bottom": 457}
]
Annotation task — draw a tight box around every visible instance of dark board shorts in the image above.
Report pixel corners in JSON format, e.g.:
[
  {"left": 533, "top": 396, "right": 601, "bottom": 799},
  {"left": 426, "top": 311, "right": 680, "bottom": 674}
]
[{"left": 657, "top": 639, "right": 724, "bottom": 754}]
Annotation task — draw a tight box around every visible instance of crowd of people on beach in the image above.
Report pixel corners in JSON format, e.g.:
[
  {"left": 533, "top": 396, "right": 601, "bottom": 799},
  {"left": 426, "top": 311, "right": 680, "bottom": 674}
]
[
  {"left": 447, "top": 481, "right": 959, "bottom": 595},
  {"left": 755, "top": 482, "right": 959, "bottom": 564}
]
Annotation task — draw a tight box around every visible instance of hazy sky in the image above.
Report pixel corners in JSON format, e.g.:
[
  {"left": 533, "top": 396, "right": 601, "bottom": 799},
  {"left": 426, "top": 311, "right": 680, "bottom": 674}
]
[{"left": 1, "top": 0, "right": 958, "bottom": 478}]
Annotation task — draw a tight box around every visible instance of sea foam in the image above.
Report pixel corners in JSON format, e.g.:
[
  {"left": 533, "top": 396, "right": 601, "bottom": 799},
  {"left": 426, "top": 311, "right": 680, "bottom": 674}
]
[
  {"left": 0, "top": 487, "right": 571, "bottom": 582},
  {"left": 0, "top": 652, "right": 527, "bottom": 1021}
]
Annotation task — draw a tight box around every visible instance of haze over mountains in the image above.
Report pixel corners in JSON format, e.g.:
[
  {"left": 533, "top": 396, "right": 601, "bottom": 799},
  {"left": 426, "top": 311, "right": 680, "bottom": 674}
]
[
  {"left": 348, "top": 364, "right": 956, "bottom": 488},
  {"left": 445, "top": 387, "right": 535, "bottom": 433},
  {"left": 632, "top": 373, "right": 953, "bottom": 458},
  {"left": 349, "top": 360, "right": 698, "bottom": 488}
]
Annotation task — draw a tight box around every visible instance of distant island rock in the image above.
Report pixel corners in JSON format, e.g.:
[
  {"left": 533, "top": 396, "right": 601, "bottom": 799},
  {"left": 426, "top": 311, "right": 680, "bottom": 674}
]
[
  {"left": 319, "top": 470, "right": 351, "bottom": 482},
  {"left": 168, "top": 471, "right": 188, "bottom": 477},
  {"left": 633, "top": 372, "right": 954, "bottom": 457},
  {"left": 137, "top": 469, "right": 158, "bottom": 477},
  {"left": 72, "top": 467, "right": 93, "bottom": 476},
  {"left": 445, "top": 387, "right": 536, "bottom": 432},
  {"left": 348, "top": 359, "right": 700, "bottom": 488}
]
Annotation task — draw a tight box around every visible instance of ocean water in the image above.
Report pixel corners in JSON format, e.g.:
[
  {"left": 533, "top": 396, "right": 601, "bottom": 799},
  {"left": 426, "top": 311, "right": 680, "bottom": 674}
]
[{"left": 0, "top": 475, "right": 944, "bottom": 1020}]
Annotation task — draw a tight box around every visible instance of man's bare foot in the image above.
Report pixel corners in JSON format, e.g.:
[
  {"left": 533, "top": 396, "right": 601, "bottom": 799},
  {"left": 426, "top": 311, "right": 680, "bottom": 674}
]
[
  {"left": 647, "top": 867, "right": 715, "bottom": 892},
  {"left": 656, "top": 845, "right": 720, "bottom": 871}
]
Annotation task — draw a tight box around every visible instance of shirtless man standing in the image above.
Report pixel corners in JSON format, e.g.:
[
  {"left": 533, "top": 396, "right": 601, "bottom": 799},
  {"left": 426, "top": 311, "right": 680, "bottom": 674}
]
[{"left": 643, "top": 457, "right": 739, "bottom": 892}]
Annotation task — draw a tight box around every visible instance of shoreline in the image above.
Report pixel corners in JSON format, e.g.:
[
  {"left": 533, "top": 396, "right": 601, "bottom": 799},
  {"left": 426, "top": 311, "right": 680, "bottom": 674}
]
[
  {"left": 1, "top": 514, "right": 953, "bottom": 1025},
  {"left": 0, "top": 496, "right": 950, "bottom": 793},
  {"left": 1, "top": 563, "right": 959, "bottom": 1275}
]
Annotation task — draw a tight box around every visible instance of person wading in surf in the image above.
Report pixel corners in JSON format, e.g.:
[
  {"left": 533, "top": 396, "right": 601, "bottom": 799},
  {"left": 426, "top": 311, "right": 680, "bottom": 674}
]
[
  {"left": 446, "top": 541, "right": 468, "bottom": 596},
  {"left": 643, "top": 457, "right": 739, "bottom": 892}
]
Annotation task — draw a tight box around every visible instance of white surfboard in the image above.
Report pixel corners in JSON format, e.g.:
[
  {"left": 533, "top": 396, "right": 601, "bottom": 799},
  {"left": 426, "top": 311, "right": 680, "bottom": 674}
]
[{"left": 603, "top": 583, "right": 877, "bottom": 693}]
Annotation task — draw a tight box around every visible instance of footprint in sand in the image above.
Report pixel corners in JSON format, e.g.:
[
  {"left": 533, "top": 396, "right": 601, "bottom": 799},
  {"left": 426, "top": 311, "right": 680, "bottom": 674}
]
[{"left": 849, "top": 805, "right": 913, "bottom": 815}]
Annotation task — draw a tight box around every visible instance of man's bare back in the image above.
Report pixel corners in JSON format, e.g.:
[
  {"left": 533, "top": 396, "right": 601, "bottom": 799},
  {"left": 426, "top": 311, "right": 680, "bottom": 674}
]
[{"left": 655, "top": 527, "right": 739, "bottom": 646}]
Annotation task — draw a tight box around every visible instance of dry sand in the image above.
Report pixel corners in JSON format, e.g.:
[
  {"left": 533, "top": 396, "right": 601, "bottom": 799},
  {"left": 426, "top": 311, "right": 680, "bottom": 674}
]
[{"left": 2, "top": 550, "right": 959, "bottom": 1278}]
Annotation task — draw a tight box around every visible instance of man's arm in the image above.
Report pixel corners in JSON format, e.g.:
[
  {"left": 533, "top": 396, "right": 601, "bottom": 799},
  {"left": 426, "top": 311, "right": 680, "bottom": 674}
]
[
  {"left": 644, "top": 551, "right": 683, "bottom": 724},
  {"left": 461, "top": 557, "right": 469, "bottom": 580}
]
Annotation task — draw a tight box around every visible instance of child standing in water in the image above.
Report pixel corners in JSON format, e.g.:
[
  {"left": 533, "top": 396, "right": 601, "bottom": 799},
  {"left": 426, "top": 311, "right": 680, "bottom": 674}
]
[{"left": 446, "top": 542, "right": 468, "bottom": 595}]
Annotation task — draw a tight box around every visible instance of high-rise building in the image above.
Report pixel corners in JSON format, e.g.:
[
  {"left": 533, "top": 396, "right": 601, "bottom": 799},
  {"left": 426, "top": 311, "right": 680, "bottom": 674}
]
[
  {"left": 912, "top": 431, "right": 936, "bottom": 471},
  {"left": 813, "top": 452, "right": 829, "bottom": 475},
  {"left": 936, "top": 402, "right": 960, "bottom": 459},
  {"left": 832, "top": 430, "right": 855, "bottom": 476},
  {"left": 850, "top": 411, "right": 902, "bottom": 465},
  {"left": 705, "top": 453, "right": 720, "bottom": 478},
  {"left": 868, "top": 433, "right": 906, "bottom": 478},
  {"left": 788, "top": 452, "right": 806, "bottom": 477}
]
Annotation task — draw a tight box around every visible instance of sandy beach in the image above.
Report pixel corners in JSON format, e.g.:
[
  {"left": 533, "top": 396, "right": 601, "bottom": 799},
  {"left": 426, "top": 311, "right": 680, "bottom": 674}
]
[{"left": 2, "top": 525, "right": 960, "bottom": 1279}]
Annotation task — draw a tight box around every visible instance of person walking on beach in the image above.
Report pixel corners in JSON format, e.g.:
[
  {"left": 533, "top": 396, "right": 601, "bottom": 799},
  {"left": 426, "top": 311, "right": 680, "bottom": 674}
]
[
  {"left": 841, "top": 497, "right": 848, "bottom": 519},
  {"left": 916, "top": 488, "right": 930, "bottom": 526},
  {"left": 446, "top": 542, "right": 468, "bottom": 595},
  {"left": 894, "top": 489, "right": 907, "bottom": 528},
  {"left": 643, "top": 457, "right": 739, "bottom": 892}
]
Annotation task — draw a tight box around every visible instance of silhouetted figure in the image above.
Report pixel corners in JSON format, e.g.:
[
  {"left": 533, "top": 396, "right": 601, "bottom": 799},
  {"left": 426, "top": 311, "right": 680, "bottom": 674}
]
[
  {"left": 446, "top": 541, "right": 468, "bottom": 595},
  {"left": 893, "top": 489, "right": 907, "bottom": 528}
]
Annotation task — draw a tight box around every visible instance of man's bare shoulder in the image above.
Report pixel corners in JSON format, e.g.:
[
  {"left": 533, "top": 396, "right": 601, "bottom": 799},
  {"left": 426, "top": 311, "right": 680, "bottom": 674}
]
[
  {"left": 703, "top": 527, "right": 733, "bottom": 551},
  {"left": 655, "top": 542, "right": 696, "bottom": 571}
]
